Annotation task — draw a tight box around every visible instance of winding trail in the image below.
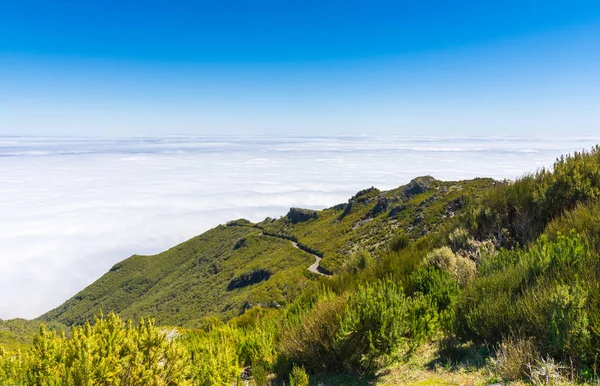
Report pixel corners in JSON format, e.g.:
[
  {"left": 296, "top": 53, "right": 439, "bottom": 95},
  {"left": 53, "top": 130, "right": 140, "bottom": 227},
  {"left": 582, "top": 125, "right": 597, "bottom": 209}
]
[
  {"left": 227, "top": 223, "right": 331, "bottom": 276},
  {"left": 290, "top": 241, "right": 329, "bottom": 276}
]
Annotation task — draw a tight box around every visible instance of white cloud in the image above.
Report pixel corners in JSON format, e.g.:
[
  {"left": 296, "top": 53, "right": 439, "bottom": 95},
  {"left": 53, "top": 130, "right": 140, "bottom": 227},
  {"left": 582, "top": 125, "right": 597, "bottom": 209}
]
[{"left": 0, "top": 135, "right": 598, "bottom": 319}]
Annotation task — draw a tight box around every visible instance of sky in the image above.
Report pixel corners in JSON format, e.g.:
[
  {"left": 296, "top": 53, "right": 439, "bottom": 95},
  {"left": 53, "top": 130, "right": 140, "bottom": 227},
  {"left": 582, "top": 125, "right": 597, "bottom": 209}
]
[
  {"left": 1, "top": 0, "right": 600, "bottom": 136},
  {"left": 1, "top": 2, "right": 600, "bottom": 319}
]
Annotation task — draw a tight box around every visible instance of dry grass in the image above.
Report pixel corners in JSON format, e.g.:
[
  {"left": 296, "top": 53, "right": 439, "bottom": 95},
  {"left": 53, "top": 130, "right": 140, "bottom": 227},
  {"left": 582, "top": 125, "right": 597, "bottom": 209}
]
[
  {"left": 375, "top": 342, "right": 489, "bottom": 386},
  {"left": 489, "top": 336, "right": 538, "bottom": 382}
]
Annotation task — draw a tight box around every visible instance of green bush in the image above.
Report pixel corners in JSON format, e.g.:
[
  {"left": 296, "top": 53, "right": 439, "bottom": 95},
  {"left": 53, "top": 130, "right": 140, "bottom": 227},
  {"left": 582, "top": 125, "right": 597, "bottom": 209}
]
[
  {"left": 389, "top": 231, "right": 410, "bottom": 252},
  {"left": 410, "top": 267, "right": 458, "bottom": 312},
  {"left": 277, "top": 294, "right": 348, "bottom": 371},
  {"left": 289, "top": 365, "right": 309, "bottom": 386},
  {"left": 457, "top": 233, "right": 598, "bottom": 365},
  {"left": 469, "top": 145, "right": 600, "bottom": 247},
  {"left": 546, "top": 283, "right": 590, "bottom": 361},
  {"left": 546, "top": 201, "right": 600, "bottom": 250},
  {"left": 0, "top": 312, "right": 191, "bottom": 386},
  {"left": 334, "top": 280, "right": 438, "bottom": 373},
  {"left": 341, "top": 250, "right": 374, "bottom": 274},
  {"left": 182, "top": 325, "right": 241, "bottom": 386}
]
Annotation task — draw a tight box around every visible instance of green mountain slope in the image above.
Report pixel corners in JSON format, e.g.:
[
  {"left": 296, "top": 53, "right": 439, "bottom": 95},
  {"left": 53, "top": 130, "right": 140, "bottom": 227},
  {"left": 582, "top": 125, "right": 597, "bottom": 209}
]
[
  {"left": 259, "top": 176, "right": 495, "bottom": 272},
  {"left": 40, "top": 176, "right": 495, "bottom": 327},
  {"left": 41, "top": 225, "right": 313, "bottom": 327},
  {"left": 0, "top": 319, "right": 66, "bottom": 352}
]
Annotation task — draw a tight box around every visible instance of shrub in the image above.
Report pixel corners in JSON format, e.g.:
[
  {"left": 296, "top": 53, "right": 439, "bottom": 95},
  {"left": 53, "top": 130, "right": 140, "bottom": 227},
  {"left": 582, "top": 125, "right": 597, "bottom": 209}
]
[
  {"left": 448, "top": 227, "right": 470, "bottom": 252},
  {"left": 454, "top": 255, "right": 476, "bottom": 286},
  {"left": 410, "top": 267, "right": 458, "bottom": 312},
  {"left": 341, "top": 250, "right": 374, "bottom": 274},
  {"left": 546, "top": 283, "right": 590, "bottom": 362},
  {"left": 277, "top": 294, "right": 348, "bottom": 371},
  {"left": 469, "top": 145, "right": 600, "bottom": 247},
  {"left": 528, "top": 357, "right": 567, "bottom": 386},
  {"left": 289, "top": 365, "right": 309, "bottom": 386},
  {"left": 252, "top": 361, "right": 268, "bottom": 386},
  {"left": 183, "top": 325, "right": 241, "bottom": 386},
  {"left": 334, "top": 280, "right": 438, "bottom": 373},
  {"left": 389, "top": 232, "right": 410, "bottom": 252},
  {"left": 427, "top": 247, "right": 475, "bottom": 286},
  {"left": 456, "top": 233, "right": 598, "bottom": 366},
  {"left": 238, "top": 322, "right": 277, "bottom": 370},
  {"left": 0, "top": 312, "right": 191, "bottom": 386},
  {"left": 427, "top": 247, "right": 457, "bottom": 273},
  {"left": 546, "top": 201, "right": 600, "bottom": 250}
]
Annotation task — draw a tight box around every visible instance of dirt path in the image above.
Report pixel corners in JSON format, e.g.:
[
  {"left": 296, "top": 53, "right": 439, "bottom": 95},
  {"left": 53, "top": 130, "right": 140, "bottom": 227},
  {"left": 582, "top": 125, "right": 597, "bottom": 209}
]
[
  {"left": 290, "top": 241, "right": 329, "bottom": 276},
  {"left": 227, "top": 223, "right": 331, "bottom": 276}
]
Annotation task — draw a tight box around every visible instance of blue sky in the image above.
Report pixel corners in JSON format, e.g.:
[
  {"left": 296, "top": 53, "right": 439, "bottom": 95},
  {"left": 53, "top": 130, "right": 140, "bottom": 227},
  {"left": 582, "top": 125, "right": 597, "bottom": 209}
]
[{"left": 1, "top": 0, "right": 600, "bottom": 136}]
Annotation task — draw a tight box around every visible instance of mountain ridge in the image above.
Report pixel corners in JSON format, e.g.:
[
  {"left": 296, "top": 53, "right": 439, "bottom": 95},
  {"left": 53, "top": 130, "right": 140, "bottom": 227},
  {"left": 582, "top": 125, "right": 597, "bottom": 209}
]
[{"left": 39, "top": 176, "right": 495, "bottom": 327}]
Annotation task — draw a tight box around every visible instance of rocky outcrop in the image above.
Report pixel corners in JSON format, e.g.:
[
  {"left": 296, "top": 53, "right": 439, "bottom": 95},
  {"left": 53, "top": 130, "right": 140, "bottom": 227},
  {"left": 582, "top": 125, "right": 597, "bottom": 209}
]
[
  {"left": 404, "top": 176, "right": 436, "bottom": 197},
  {"left": 227, "top": 269, "right": 272, "bottom": 290},
  {"left": 286, "top": 207, "right": 318, "bottom": 224},
  {"left": 371, "top": 195, "right": 392, "bottom": 216},
  {"left": 388, "top": 204, "right": 407, "bottom": 217},
  {"left": 352, "top": 187, "right": 380, "bottom": 204},
  {"left": 233, "top": 238, "right": 247, "bottom": 250}
]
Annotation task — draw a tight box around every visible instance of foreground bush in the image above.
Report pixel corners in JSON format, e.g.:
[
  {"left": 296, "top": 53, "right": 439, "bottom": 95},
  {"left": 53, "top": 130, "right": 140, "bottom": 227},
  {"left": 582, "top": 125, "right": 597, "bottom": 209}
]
[
  {"left": 457, "top": 233, "right": 600, "bottom": 364},
  {"left": 470, "top": 145, "right": 600, "bottom": 247},
  {"left": 277, "top": 293, "right": 348, "bottom": 371},
  {"left": 279, "top": 279, "right": 439, "bottom": 375},
  {"left": 0, "top": 312, "right": 190, "bottom": 385}
]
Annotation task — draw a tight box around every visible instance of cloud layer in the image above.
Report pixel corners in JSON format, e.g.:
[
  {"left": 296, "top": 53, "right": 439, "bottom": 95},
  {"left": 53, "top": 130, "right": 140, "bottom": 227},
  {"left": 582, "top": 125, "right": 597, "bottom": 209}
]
[{"left": 1, "top": 136, "right": 598, "bottom": 319}]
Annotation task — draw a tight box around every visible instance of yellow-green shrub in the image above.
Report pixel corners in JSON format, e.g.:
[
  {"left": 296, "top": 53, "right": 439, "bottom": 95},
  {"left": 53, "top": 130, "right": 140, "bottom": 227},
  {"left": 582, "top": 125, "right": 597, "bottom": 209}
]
[{"left": 0, "top": 312, "right": 191, "bottom": 386}]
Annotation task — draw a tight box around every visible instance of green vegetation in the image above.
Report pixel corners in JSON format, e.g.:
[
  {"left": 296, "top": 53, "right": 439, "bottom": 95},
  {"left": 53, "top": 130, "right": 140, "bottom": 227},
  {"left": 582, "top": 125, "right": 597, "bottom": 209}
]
[
  {"left": 5, "top": 146, "right": 600, "bottom": 384},
  {"left": 0, "top": 319, "right": 66, "bottom": 352},
  {"left": 0, "top": 313, "right": 190, "bottom": 385},
  {"left": 41, "top": 226, "right": 314, "bottom": 327},
  {"left": 40, "top": 175, "right": 492, "bottom": 328}
]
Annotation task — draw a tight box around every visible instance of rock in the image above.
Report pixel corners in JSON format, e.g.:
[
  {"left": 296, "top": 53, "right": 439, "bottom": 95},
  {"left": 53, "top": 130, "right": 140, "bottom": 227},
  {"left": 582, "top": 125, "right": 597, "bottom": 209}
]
[
  {"left": 286, "top": 207, "right": 318, "bottom": 224},
  {"left": 351, "top": 187, "right": 380, "bottom": 203},
  {"left": 371, "top": 195, "right": 392, "bottom": 216},
  {"left": 404, "top": 176, "right": 435, "bottom": 197},
  {"left": 240, "top": 367, "right": 252, "bottom": 380},
  {"left": 331, "top": 202, "right": 347, "bottom": 211},
  {"left": 413, "top": 213, "right": 424, "bottom": 224},
  {"left": 227, "top": 269, "right": 272, "bottom": 291},
  {"left": 233, "top": 238, "right": 247, "bottom": 250},
  {"left": 418, "top": 195, "right": 436, "bottom": 206},
  {"left": 448, "top": 196, "right": 464, "bottom": 211},
  {"left": 388, "top": 204, "right": 407, "bottom": 217},
  {"left": 341, "top": 201, "right": 354, "bottom": 218}
]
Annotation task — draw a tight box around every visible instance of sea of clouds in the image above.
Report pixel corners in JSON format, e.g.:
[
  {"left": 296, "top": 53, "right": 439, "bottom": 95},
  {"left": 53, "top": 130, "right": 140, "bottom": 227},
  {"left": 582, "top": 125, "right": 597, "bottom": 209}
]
[{"left": 1, "top": 135, "right": 599, "bottom": 319}]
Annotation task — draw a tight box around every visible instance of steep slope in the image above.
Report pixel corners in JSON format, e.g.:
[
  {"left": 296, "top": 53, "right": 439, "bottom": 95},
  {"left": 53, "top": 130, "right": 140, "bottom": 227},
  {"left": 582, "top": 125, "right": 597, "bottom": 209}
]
[
  {"left": 41, "top": 225, "right": 314, "bottom": 327},
  {"left": 40, "top": 176, "right": 496, "bottom": 327}
]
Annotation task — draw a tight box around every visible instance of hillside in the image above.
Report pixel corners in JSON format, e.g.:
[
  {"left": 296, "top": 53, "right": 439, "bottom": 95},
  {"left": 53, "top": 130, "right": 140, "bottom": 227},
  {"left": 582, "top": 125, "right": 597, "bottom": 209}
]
[
  {"left": 40, "top": 176, "right": 495, "bottom": 327},
  {"left": 5, "top": 147, "right": 600, "bottom": 385},
  {"left": 0, "top": 319, "right": 66, "bottom": 352}
]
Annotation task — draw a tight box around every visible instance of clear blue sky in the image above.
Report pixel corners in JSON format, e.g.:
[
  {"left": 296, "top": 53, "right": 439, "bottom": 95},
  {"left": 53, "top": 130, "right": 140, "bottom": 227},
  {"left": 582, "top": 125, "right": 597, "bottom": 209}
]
[{"left": 1, "top": 0, "right": 599, "bottom": 136}]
